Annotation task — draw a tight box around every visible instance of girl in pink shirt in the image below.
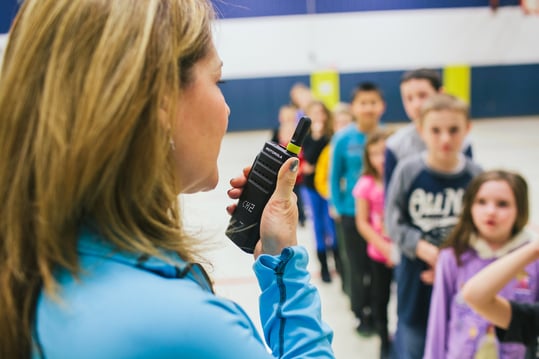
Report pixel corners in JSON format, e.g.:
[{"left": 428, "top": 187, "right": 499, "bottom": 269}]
[{"left": 353, "top": 129, "right": 395, "bottom": 359}]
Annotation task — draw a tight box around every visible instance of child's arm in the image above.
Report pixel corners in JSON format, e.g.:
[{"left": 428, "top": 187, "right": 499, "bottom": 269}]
[
  {"left": 462, "top": 239, "right": 539, "bottom": 329},
  {"left": 355, "top": 198, "right": 393, "bottom": 266},
  {"left": 385, "top": 164, "right": 437, "bottom": 265},
  {"left": 329, "top": 138, "right": 344, "bottom": 215},
  {"left": 416, "top": 240, "right": 439, "bottom": 268},
  {"left": 417, "top": 242, "right": 439, "bottom": 284},
  {"left": 383, "top": 146, "right": 397, "bottom": 193}
]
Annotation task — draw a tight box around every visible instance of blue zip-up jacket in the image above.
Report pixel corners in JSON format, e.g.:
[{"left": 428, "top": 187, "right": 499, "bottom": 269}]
[
  {"left": 34, "top": 229, "right": 334, "bottom": 358},
  {"left": 329, "top": 124, "right": 367, "bottom": 216}
]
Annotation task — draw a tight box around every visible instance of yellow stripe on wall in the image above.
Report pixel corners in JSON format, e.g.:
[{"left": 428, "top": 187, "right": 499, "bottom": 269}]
[
  {"left": 443, "top": 65, "right": 471, "bottom": 104},
  {"left": 311, "top": 69, "right": 340, "bottom": 110}
]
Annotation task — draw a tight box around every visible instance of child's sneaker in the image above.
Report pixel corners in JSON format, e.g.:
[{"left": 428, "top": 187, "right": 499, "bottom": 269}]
[{"left": 355, "top": 318, "right": 375, "bottom": 337}]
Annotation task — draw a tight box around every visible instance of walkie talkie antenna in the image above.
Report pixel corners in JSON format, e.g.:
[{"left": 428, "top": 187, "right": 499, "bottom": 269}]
[{"left": 286, "top": 117, "right": 311, "bottom": 155}]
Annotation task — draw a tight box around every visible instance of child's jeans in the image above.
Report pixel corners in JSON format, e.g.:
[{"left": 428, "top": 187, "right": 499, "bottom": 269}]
[{"left": 391, "top": 321, "right": 426, "bottom": 359}]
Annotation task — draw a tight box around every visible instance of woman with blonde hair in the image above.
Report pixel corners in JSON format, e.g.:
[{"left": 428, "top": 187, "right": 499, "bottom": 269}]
[{"left": 0, "top": 1, "right": 334, "bottom": 358}]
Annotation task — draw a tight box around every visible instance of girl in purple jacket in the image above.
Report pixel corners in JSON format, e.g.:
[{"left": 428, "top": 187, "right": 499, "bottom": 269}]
[{"left": 424, "top": 170, "right": 539, "bottom": 359}]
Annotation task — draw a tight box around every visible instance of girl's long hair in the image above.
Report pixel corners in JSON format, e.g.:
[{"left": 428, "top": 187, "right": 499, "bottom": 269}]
[
  {"left": 0, "top": 0, "right": 214, "bottom": 357},
  {"left": 306, "top": 100, "right": 334, "bottom": 138},
  {"left": 443, "top": 170, "right": 529, "bottom": 265},
  {"left": 362, "top": 129, "right": 392, "bottom": 179}
]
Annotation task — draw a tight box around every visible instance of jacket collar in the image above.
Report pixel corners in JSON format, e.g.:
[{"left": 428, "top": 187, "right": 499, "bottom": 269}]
[
  {"left": 470, "top": 228, "right": 535, "bottom": 260},
  {"left": 77, "top": 227, "right": 213, "bottom": 292}
]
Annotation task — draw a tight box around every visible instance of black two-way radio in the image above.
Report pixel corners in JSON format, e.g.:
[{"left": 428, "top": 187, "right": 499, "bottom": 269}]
[{"left": 226, "top": 117, "right": 311, "bottom": 253}]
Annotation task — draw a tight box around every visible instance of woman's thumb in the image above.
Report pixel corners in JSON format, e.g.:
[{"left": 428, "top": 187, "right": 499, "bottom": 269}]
[{"left": 273, "top": 158, "right": 299, "bottom": 200}]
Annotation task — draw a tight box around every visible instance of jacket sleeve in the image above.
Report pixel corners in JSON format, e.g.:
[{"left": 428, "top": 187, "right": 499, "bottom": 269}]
[
  {"left": 383, "top": 146, "right": 397, "bottom": 195},
  {"left": 384, "top": 163, "right": 422, "bottom": 259},
  {"left": 36, "top": 244, "right": 332, "bottom": 359},
  {"left": 423, "top": 249, "right": 457, "bottom": 359},
  {"left": 254, "top": 246, "right": 335, "bottom": 358},
  {"left": 137, "top": 247, "right": 333, "bottom": 359},
  {"left": 496, "top": 301, "right": 539, "bottom": 346}
]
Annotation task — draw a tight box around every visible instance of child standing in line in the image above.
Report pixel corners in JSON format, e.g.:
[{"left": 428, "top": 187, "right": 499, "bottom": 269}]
[
  {"left": 352, "top": 129, "right": 395, "bottom": 359},
  {"left": 314, "top": 103, "right": 354, "bottom": 200},
  {"left": 461, "top": 195, "right": 539, "bottom": 359},
  {"left": 302, "top": 100, "right": 336, "bottom": 282},
  {"left": 385, "top": 94, "right": 482, "bottom": 359},
  {"left": 425, "top": 170, "right": 539, "bottom": 359},
  {"left": 290, "top": 82, "right": 314, "bottom": 119},
  {"left": 271, "top": 104, "right": 307, "bottom": 227},
  {"left": 384, "top": 69, "right": 473, "bottom": 191},
  {"left": 314, "top": 102, "right": 354, "bottom": 291},
  {"left": 330, "top": 82, "right": 386, "bottom": 334},
  {"left": 271, "top": 104, "right": 298, "bottom": 145}
]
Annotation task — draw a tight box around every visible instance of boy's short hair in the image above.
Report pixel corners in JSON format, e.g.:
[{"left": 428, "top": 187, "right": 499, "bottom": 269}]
[
  {"left": 350, "top": 81, "right": 385, "bottom": 102},
  {"left": 420, "top": 93, "right": 469, "bottom": 122},
  {"left": 401, "top": 68, "right": 442, "bottom": 91}
]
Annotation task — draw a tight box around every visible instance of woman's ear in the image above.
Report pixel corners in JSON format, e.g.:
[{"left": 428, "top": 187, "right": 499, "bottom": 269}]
[{"left": 159, "top": 95, "right": 172, "bottom": 130}]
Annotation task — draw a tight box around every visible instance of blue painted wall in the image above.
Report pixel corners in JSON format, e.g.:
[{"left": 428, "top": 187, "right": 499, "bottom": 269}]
[
  {"left": 211, "top": 0, "right": 519, "bottom": 18},
  {"left": 212, "top": 1, "right": 309, "bottom": 18},
  {"left": 0, "top": 0, "right": 521, "bottom": 29},
  {"left": 222, "top": 69, "right": 406, "bottom": 132},
  {"left": 222, "top": 63, "right": 539, "bottom": 131},
  {"left": 315, "top": 0, "right": 518, "bottom": 13},
  {"left": 471, "top": 64, "right": 539, "bottom": 118},
  {"left": 223, "top": 75, "right": 309, "bottom": 131},
  {"left": 0, "top": 0, "right": 19, "bottom": 33}
]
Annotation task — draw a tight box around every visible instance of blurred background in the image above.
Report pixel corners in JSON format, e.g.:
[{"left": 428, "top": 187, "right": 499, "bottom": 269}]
[{"left": 2, "top": 0, "right": 539, "bottom": 130}]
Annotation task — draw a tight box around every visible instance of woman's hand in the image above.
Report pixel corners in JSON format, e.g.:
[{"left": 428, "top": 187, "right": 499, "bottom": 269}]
[
  {"left": 255, "top": 158, "right": 299, "bottom": 258},
  {"left": 226, "top": 158, "right": 300, "bottom": 258},
  {"left": 226, "top": 166, "right": 251, "bottom": 215}
]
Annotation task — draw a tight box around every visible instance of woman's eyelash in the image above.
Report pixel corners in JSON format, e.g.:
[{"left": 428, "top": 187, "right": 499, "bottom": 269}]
[{"left": 218, "top": 80, "right": 226, "bottom": 84}]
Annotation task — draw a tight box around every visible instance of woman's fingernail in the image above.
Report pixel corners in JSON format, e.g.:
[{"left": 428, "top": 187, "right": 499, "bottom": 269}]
[{"left": 290, "top": 159, "right": 299, "bottom": 173}]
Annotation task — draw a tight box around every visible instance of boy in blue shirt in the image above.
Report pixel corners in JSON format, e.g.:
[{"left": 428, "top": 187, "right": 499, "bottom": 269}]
[
  {"left": 330, "top": 82, "right": 385, "bottom": 334},
  {"left": 385, "top": 93, "right": 482, "bottom": 359}
]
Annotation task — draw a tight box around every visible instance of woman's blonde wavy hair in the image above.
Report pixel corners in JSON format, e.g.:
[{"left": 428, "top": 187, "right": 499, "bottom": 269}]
[{"left": 0, "top": 0, "right": 214, "bottom": 357}]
